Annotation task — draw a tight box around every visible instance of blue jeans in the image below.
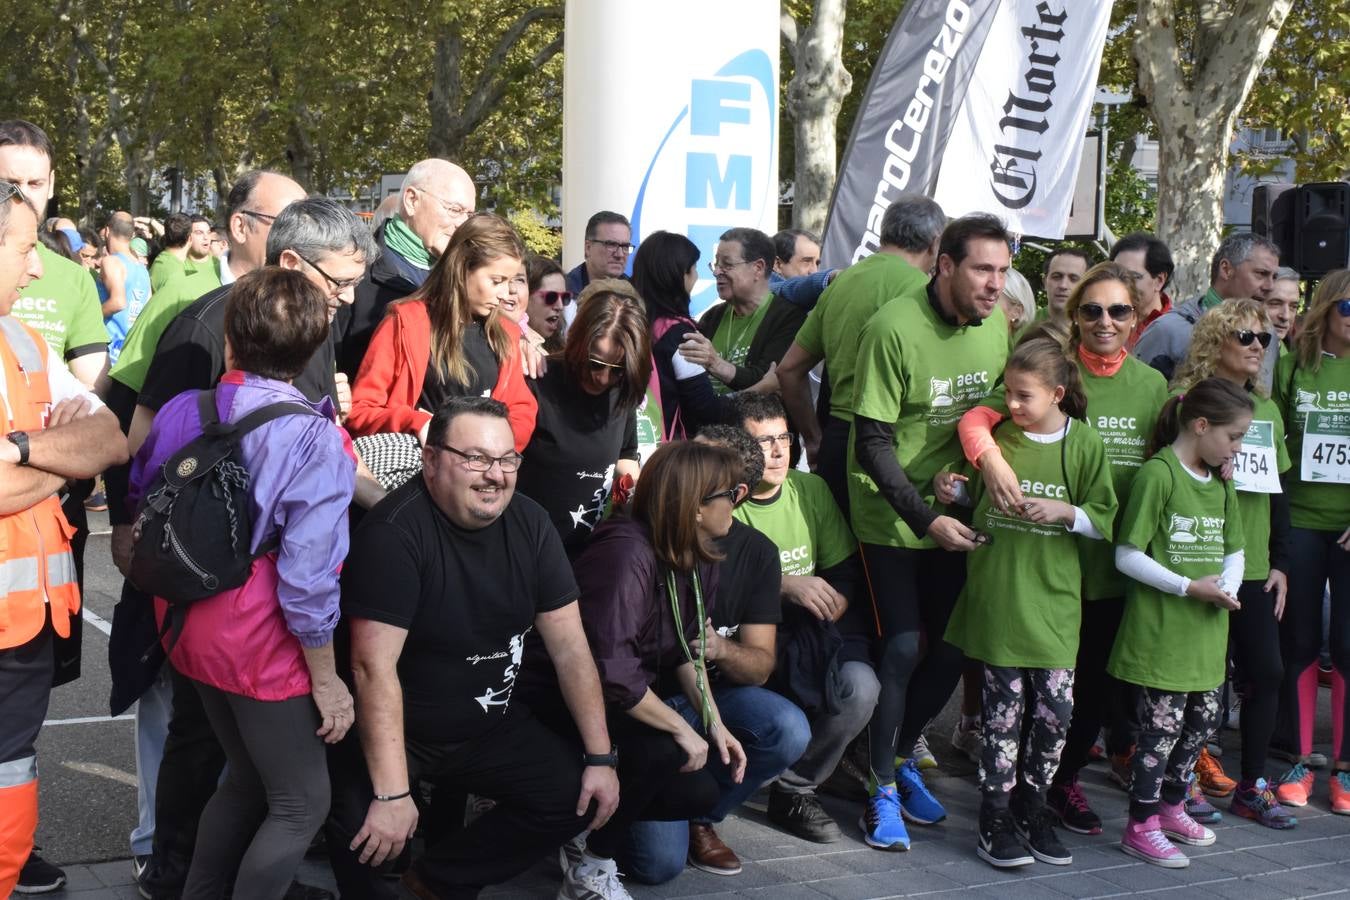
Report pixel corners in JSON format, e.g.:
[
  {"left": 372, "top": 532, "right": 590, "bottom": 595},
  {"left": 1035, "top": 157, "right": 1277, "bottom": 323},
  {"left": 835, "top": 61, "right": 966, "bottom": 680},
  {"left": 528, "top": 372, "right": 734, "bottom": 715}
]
[
  {"left": 621, "top": 685, "right": 810, "bottom": 884},
  {"left": 130, "top": 665, "right": 173, "bottom": 856}
]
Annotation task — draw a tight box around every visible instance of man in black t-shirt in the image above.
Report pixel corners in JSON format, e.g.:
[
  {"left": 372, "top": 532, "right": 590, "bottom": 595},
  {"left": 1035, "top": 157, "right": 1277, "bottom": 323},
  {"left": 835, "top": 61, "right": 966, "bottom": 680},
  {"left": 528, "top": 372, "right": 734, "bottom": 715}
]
[
  {"left": 327, "top": 397, "right": 619, "bottom": 900},
  {"left": 619, "top": 426, "right": 809, "bottom": 885}
]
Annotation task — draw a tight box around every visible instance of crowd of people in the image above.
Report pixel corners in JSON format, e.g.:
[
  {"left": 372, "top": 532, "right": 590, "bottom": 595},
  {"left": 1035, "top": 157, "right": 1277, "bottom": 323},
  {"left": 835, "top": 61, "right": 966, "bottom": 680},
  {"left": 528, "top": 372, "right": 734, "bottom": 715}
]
[{"left": 0, "top": 114, "right": 1347, "bottom": 900}]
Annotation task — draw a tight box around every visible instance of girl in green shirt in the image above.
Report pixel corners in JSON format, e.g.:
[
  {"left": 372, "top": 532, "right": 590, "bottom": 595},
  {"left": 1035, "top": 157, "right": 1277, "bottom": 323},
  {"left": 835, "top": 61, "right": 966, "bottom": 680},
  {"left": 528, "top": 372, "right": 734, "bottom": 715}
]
[
  {"left": 1268, "top": 271, "right": 1350, "bottom": 815},
  {"left": 1110, "top": 377, "right": 1252, "bottom": 868},
  {"left": 1172, "top": 299, "right": 1295, "bottom": 828},
  {"left": 938, "top": 337, "right": 1117, "bottom": 869}
]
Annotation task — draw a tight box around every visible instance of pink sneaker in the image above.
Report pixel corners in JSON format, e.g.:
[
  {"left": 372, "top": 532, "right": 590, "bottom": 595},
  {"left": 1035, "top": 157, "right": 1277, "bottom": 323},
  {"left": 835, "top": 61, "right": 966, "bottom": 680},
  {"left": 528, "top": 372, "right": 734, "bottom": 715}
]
[
  {"left": 1121, "top": 816, "right": 1190, "bottom": 868},
  {"left": 1157, "top": 799, "right": 1216, "bottom": 846}
]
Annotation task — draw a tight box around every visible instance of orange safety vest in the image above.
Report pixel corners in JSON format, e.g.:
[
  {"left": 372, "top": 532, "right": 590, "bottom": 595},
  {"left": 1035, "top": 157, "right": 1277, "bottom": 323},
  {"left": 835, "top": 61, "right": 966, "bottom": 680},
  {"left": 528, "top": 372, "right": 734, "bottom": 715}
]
[{"left": 0, "top": 315, "right": 80, "bottom": 650}]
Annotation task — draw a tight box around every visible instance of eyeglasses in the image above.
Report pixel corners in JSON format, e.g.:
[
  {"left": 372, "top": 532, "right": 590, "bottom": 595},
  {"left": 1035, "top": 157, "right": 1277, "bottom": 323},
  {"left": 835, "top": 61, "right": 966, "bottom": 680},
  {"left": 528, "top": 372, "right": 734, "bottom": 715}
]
[
  {"left": 707, "top": 259, "right": 748, "bottom": 275},
  {"left": 753, "top": 432, "right": 794, "bottom": 450},
  {"left": 0, "top": 181, "right": 20, "bottom": 203},
  {"left": 297, "top": 253, "right": 364, "bottom": 293},
  {"left": 587, "top": 239, "right": 634, "bottom": 256},
  {"left": 1077, "top": 303, "right": 1135, "bottom": 322},
  {"left": 1336, "top": 298, "right": 1350, "bottom": 317},
  {"left": 588, "top": 356, "right": 625, "bottom": 376},
  {"left": 701, "top": 484, "right": 745, "bottom": 505},
  {"left": 239, "top": 210, "right": 276, "bottom": 225},
  {"left": 429, "top": 443, "right": 523, "bottom": 472},
  {"left": 535, "top": 290, "right": 573, "bottom": 307},
  {"left": 1233, "top": 329, "right": 1273, "bottom": 349},
  {"left": 414, "top": 187, "right": 472, "bottom": 223}
]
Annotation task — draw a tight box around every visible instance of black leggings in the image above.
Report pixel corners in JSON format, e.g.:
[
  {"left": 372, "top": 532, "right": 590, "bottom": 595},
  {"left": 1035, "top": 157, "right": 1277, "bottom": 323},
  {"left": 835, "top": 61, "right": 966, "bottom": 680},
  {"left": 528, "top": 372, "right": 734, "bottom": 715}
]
[
  {"left": 816, "top": 414, "right": 851, "bottom": 518},
  {"left": 1279, "top": 526, "right": 1350, "bottom": 764},
  {"left": 1231, "top": 579, "right": 1285, "bottom": 781},
  {"left": 859, "top": 544, "right": 967, "bottom": 776},
  {"left": 1053, "top": 597, "right": 1134, "bottom": 785}
]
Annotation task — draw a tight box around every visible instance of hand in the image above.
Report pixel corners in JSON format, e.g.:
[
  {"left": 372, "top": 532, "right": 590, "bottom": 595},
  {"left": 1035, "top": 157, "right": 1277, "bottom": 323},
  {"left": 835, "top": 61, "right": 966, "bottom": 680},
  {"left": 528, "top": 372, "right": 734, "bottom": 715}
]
[
  {"left": 926, "top": 514, "right": 978, "bottom": 552},
  {"left": 802, "top": 433, "right": 821, "bottom": 470},
  {"left": 521, "top": 338, "right": 546, "bottom": 379},
  {"left": 781, "top": 575, "right": 847, "bottom": 621},
  {"left": 1186, "top": 575, "right": 1240, "bottom": 610},
  {"left": 351, "top": 795, "right": 418, "bottom": 867},
  {"left": 978, "top": 449, "right": 1024, "bottom": 513},
  {"left": 334, "top": 372, "right": 351, "bottom": 424},
  {"left": 677, "top": 331, "right": 719, "bottom": 367},
  {"left": 744, "top": 363, "right": 778, "bottom": 395},
  {"left": 48, "top": 395, "right": 93, "bottom": 428},
  {"left": 416, "top": 414, "right": 432, "bottom": 447},
  {"left": 708, "top": 722, "right": 748, "bottom": 784},
  {"left": 933, "top": 471, "right": 967, "bottom": 506},
  {"left": 577, "top": 765, "right": 620, "bottom": 830},
  {"left": 1265, "top": 569, "right": 1288, "bottom": 621},
  {"left": 1338, "top": 526, "right": 1349, "bottom": 552},
  {"left": 111, "top": 524, "right": 135, "bottom": 576},
  {"left": 672, "top": 722, "right": 709, "bottom": 772},
  {"left": 691, "top": 618, "right": 727, "bottom": 661},
  {"left": 1018, "top": 498, "right": 1074, "bottom": 526},
  {"left": 311, "top": 676, "right": 355, "bottom": 743}
]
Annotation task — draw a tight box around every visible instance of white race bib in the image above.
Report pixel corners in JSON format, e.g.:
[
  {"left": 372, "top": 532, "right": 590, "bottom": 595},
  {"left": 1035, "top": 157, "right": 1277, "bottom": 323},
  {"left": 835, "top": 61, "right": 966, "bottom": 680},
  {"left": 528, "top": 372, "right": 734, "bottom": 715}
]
[
  {"left": 1301, "top": 410, "right": 1350, "bottom": 485},
  {"left": 1232, "top": 420, "right": 1280, "bottom": 494}
]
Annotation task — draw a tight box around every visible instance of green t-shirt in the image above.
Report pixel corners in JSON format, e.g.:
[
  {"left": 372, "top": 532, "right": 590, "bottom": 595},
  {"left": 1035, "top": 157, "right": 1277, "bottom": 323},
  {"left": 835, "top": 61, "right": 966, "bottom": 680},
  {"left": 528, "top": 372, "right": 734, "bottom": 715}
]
[
  {"left": 1272, "top": 352, "right": 1350, "bottom": 532},
  {"left": 1078, "top": 357, "right": 1169, "bottom": 600},
  {"left": 10, "top": 244, "right": 107, "bottom": 359},
  {"left": 110, "top": 258, "right": 222, "bottom": 393},
  {"left": 1232, "top": 393, "right": 1291, "bottom": 580},
  {"left": 946, "top": 419, "right": 1117, "bottom": 668},
  {"left": 734, "top": 469, "right": 857, "bottom": 576},
  {"left": 1108, "top": 446, "right": 1243, "bottom": 692},
  {"left": 847, "top": 295, "right": 1009, "bottom": 548},
  {"left": 149, "top": 252, "right": 185, "bottom": 293},
  {"left": 709, "top": 293, "right": 773, "bottom": 396},
  {"left": 794, "top": 253, "right": 929, "bottom": 422}
]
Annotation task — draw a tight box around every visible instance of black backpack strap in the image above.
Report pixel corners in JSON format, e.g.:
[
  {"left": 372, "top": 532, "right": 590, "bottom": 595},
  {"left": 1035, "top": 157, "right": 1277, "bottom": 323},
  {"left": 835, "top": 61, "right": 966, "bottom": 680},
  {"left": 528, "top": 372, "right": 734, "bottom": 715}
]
[
  {"left": 226, "top": 399, "right": 322, "bottom": 442},
  {"left": 197, "top": 388, "right": 222, "bottom": 430}
]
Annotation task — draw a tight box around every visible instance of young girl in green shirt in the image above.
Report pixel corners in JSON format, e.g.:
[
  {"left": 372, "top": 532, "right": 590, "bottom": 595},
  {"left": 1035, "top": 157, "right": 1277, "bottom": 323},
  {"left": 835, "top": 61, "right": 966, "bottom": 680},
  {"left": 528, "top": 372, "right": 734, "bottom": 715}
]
[
  {"left": 938, "top": 337, "right": 1117, "bottom": 869},
  {"left": 1109, "top": 377, "right": 1253, "bottom": 868}
]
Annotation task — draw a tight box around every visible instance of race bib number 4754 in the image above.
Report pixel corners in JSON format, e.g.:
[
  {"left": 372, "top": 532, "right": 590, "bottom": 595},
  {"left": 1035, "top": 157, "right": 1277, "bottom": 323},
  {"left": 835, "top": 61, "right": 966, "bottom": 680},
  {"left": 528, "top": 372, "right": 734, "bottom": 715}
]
[
  {"left": 1233, "top": 420, "right": 1280, "bottom": 494},
  {"left": 1301, "top": 411, "right": 1350, "bottom": 485}
]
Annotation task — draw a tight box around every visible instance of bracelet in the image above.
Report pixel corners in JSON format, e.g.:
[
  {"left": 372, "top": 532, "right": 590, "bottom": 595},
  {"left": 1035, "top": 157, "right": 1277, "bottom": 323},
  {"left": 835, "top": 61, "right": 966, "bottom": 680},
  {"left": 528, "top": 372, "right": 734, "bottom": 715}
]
[{"left": 373, "top": 789, "right": 411, "bottom": 802}]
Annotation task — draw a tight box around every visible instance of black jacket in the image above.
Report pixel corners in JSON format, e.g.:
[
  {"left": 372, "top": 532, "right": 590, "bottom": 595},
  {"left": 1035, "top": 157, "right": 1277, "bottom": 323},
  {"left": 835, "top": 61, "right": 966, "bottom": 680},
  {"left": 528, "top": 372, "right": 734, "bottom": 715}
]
[
  {"left": 696, "top": 294, "right": 808, "bottom": 390},
  {"left": 335, "top": 222, "right": 429, "bottom": 378}
]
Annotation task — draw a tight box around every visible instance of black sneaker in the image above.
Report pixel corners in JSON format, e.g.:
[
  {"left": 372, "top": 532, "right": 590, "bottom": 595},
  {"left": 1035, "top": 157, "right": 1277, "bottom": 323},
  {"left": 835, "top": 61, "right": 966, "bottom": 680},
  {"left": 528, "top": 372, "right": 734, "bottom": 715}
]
[
  {"left": 977, "top": 808, "right": 1034, "bottom": 868},
  {"left": 1047, "top": 779, "right": 1103, "bottom": 835},
  {"left": 767, "top": 784, "right": 843, "bottom": 843},
  {"left": 1014, "top": 803, "right": 1073, "bottom": 865},
  {"left": 15, "top": 849, "right": 66, "bottom": 894}
]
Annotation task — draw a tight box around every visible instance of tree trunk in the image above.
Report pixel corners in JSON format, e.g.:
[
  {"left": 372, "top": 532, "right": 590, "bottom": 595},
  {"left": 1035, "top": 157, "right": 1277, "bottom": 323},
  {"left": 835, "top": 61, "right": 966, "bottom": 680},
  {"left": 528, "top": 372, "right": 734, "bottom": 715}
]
[
  {"left": 782, "top": 0, "right": 851, "bottom": 235},
  {"left": 1133, "top": 0, "right": 1292, "bottom": 299},
  {"left": 427, "top": 19, "right": 466, "bottom": 160}
]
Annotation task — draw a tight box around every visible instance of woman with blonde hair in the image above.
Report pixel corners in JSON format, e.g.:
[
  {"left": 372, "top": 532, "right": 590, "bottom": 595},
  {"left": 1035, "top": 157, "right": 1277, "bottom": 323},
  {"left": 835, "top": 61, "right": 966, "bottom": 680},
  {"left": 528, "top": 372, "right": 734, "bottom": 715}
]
[
  {"left": 1266, "top": 270, "right": 1350, "bottom": 814},
  {"left": 347, "top": 213, "right": 537, "bottom": 451},
  {"left": 1172, "top": 298, "right": 1296, "bottom": 828}
]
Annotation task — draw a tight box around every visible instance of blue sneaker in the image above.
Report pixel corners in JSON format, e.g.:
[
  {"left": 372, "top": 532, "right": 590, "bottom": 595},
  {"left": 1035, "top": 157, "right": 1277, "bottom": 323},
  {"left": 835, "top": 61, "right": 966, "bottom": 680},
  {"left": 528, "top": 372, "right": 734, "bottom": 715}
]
[
  {"left": 859, "top": 784, "right": 910, "bottom": 850},
  {"left": 895, "top": 758, "right": 947, "bottom": 824}
]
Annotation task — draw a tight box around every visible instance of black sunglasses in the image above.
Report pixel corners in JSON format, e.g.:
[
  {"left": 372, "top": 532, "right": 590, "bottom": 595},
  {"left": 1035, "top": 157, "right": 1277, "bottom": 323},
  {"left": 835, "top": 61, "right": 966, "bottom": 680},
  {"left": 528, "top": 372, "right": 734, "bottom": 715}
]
[
  {"left": 1077, "top": 303, "right": 1134, "bottom": 322},
  {"left": 536, "top": 290, "right": 573, "bottom": 307},
  {"left": 588, "top": 356, "right": 625, "bottom": 376},
  {"left": 701, "top": 484, "right": 744, "bottom": 505},
  {"left": 1234, "top": 329, "right": 1273, "bottom": 348}
]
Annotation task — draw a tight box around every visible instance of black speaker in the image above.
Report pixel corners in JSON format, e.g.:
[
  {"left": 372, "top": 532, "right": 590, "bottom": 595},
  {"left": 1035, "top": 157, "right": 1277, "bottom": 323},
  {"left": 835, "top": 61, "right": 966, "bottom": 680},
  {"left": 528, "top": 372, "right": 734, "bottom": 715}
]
[
  {"left": 1294, "top": 181, "right": 1350, "bottom": 278},
  {"left": 1252, "top": 182, "right": 1296, "bottom": 267}
]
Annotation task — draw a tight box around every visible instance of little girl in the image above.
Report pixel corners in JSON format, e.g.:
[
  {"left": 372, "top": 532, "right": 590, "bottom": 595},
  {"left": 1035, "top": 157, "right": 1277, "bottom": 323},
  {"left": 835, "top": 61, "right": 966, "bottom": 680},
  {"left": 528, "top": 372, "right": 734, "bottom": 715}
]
[
  {"left": 939, "top": 337, "right": 1118, "bottom": 869},
  {"left": 1109, "top": 376, "right": 1253, "bottom": 867}
]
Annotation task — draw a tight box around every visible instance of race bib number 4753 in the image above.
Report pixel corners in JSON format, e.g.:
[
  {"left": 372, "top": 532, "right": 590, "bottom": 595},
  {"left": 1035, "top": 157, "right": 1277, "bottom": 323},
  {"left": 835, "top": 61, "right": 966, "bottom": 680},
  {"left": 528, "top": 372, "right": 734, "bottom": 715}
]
[{"left": 1301, "top": 411, "right": 1350, "bottom": 485}]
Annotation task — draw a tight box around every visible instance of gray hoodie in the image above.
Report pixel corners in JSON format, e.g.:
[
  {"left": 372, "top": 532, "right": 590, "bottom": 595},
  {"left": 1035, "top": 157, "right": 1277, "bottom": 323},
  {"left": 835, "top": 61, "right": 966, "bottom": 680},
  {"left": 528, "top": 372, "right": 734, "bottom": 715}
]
[{"left": 1131, "top": 289, "right": 1278, "bottom": 389}]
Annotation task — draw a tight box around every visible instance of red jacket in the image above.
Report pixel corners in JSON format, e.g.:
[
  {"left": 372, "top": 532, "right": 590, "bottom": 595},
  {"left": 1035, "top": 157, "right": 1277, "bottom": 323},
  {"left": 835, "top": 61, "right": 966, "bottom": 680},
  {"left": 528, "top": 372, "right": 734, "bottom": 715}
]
[{"left": 346, "top": 300, "right": 536, "bottom": 451}]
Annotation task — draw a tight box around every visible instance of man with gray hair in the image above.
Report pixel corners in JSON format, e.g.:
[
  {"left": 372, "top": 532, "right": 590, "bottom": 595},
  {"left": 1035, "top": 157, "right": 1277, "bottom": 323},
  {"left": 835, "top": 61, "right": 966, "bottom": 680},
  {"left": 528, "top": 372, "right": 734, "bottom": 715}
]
[
  {"left": 1132, "top": 231, "right": 1281, "bottom": 382},
  {"left": 775, "top": 194, "right": 946, "bottom": 513},
  {"left": 337, "top": 158, "right": 476, "bottom": 377},
  {"left": 1266, "top": 266, "right": 1301, "bottom": 345}
]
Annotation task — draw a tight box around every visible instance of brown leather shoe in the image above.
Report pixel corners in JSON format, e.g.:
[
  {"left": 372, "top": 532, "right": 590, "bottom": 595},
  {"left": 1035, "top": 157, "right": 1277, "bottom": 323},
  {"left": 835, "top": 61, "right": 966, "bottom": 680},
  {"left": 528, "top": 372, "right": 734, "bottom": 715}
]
[
  {"left": 687, "top": 822, "right": 742, "bottom": 875},
  {"left": 401, "top": 867, "right": 443, "bottom": 900}
]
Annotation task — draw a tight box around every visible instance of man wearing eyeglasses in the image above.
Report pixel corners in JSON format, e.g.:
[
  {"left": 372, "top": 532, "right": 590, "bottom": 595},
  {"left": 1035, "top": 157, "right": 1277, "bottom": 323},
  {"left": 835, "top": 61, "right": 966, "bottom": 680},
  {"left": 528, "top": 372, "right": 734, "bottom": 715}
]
[
  {"left": 567, "top": 211, "right": 634, "bottom": 297},
  {"left": 329, "top": 396, "right": 618, "bottom": 900},
  {"left": 336, "top": 158, "right": 476, "bottom": 379}
]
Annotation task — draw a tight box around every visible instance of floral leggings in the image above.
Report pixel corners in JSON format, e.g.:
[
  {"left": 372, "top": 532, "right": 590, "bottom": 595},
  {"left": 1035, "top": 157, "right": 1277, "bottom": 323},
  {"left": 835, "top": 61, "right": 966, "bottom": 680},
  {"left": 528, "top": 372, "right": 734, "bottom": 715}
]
[
  {"left": 1128, "top": 686, "right": 1223, "bottom": 817},
  {"left": 980, "top": 665, "right": 1075, "bottom": 809}
]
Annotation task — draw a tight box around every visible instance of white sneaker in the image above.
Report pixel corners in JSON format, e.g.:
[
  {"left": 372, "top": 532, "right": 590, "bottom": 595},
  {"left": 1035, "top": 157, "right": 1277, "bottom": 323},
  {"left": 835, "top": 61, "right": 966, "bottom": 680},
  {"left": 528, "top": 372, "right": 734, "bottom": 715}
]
[
  {"left": 559, "top": 857, "right": 633, "bottom": 900},
  {"left": 950, "top": 722, "right": 981, "bottom": 765},
  {"left": 558, "top": 832, "right": 587, "bottom": 873}
]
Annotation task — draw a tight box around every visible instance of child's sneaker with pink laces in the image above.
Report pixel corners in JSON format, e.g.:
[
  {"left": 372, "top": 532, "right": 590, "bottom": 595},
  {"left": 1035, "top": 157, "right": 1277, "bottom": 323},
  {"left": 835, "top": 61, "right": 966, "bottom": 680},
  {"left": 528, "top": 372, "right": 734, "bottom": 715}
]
[
  {"left": 1120, "top": 816, "right": 1189, "bottom": 868},
  {"left": 1158, "top": 799, "right": 1215, "bottom": 846}
]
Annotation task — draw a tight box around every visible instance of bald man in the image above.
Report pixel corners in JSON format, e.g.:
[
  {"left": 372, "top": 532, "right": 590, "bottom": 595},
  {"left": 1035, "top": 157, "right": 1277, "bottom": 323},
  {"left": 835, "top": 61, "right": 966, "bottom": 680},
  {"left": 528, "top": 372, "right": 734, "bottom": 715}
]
[{"left": 335, "top": 158, "right": 476, "bottom": 377}]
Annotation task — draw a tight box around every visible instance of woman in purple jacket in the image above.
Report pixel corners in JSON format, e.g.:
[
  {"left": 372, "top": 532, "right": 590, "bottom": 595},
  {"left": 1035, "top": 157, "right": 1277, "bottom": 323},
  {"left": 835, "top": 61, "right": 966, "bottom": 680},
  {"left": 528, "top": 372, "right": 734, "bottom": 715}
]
[{"left": 129, "top": 269, "right": 356, "bottom": 899}]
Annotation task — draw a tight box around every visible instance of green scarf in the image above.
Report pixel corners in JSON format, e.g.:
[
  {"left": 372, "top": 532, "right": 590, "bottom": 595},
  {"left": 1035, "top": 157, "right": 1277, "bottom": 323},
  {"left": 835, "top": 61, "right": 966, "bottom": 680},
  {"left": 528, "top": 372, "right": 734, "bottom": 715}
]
[{"left": 384, "top": 214, "right": 432, "bottom": 270}]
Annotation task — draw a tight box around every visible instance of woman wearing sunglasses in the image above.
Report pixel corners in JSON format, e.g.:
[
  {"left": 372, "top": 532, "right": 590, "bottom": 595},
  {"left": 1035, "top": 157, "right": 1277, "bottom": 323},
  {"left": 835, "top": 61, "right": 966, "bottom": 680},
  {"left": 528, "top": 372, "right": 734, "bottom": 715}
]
[
  {"left": 347, "top": 214, "right": 537, "bottom": 452},
  {"left": 957, "top": 262, "right": 1170, "bottom": 835},
  {"left": 1267, "top": 270, "right": 1350, "bottom": 814},
  {"left": 1171, "top": 298, "right": 1297, "bottom": 827},
  {"left": 515, "top": 282, "right": 652, "bottom": 558},
  {"left": 524, "top": 255, "right": 570, "bottom": 353}
]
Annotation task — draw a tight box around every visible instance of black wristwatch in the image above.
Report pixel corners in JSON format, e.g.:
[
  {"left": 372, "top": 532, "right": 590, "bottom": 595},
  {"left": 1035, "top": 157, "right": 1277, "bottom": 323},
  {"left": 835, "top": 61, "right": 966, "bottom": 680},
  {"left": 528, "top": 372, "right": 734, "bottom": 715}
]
[
  {"left": 5, "top": 431, "right": 29, "bottom": 466},
  {"left": 582, "top": 745, "right": 619, "bottom": 768}
]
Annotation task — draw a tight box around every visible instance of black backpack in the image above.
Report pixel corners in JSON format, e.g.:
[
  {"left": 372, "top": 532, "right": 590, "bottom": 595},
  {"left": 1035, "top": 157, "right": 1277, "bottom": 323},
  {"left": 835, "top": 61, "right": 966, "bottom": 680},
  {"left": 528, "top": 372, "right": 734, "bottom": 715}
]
[{"left": 130, "top": 389, "right": 318, "bottom": 626}]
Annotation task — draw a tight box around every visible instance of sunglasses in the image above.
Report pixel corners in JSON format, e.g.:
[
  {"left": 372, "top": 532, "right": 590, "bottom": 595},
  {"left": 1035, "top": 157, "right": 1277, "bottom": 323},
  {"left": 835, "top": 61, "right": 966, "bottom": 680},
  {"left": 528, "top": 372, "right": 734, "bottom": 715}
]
[
  {"left": 536, "top": 290, "right": 573, "bottom": 307},
  {"left": 1336, "top": 298, "right": 1350, "bottom": 317},
  {"left": 1234, "top": 329, "right": 1273, "bottom": 349},
  {"left": 701, "top": 484, "right": 745, "bottom": 505},
  {"left": 588, "top": 357, "right": 625, "bottom": 376},
  {"left": 1077, "top": 303, "right": 1135, "bottom": 322}
]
